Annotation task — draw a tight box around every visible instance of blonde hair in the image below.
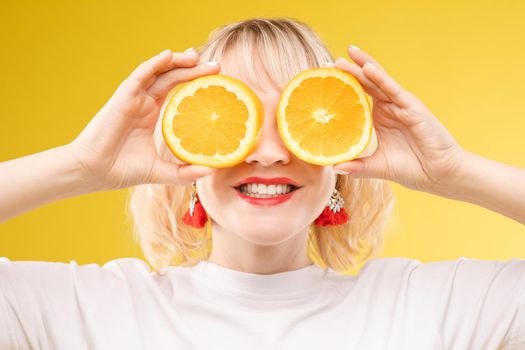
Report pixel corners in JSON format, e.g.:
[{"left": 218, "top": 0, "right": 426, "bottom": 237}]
[{"left": 126, "top": 17, "right": 399, "bottom": 275}]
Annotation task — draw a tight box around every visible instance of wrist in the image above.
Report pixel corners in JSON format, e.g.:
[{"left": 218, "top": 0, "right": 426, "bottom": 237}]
[
  {"left": 428, "top": 149, "right": 480, "bottom": 202},
  {"left": 429, "top": 150, "right": 525, "bottom": 224},
  {"left": 59, "top": 143, "right": 107, "bottom": 196},
  {"left": 0, "top": 144, "right": 103, "bottom": 223}
]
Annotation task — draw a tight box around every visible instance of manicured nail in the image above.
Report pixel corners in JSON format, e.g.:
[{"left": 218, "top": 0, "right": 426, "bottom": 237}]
[
  {"left": 184, "top": 47, "right": 198, "bottom": 55},
  {"left": 205, "top": 61, "right": 219, "bottom": 66},
  {"left": 320, "top": 62, "right": 335, "bottom": 67},
  {"left": 349, "top": 45, "right": 361, "bottom": 51},
  {"left": 365, "top": 62, "right": 376, "bottom": 69},
  {"left": 334, "top": 169, "right": 350, "bottom": 175},
  {"left": 160, "top": 49, "right": 171, "bottom": 55},
  {"left": 335, "top": 57, "right": 346, "bottom": 64}
]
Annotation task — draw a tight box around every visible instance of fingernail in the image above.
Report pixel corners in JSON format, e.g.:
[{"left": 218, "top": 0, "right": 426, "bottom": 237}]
[
  {"left": 335, "top": 57, "right": 346, "bottom": 64},
  {"left": 349, "top": 45, "right": 361, "bottom": 51},
  {"left": 184, "top": 47, "right": 198, "bottom": 55},
  {"left": 205, "top": 61, "right": 219, "bottom": 66},
  {"left": 320, "top": 62, "right": 335, "bottom": 67},
  {"left": 365, "top": 62, "right": 376, "bottom": 69},
  {"left": 334, "top": 169, "right": 350, "bottom": 175},
  {"left": 160, "top": 49, "right": 172, "bottom": 55}
]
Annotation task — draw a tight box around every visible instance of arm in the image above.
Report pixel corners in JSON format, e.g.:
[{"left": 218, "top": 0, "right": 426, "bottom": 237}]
[
  {"left": 437, "top": 150, "right": 525, "bottom": 225},
  {"left": 0, "top": 49, "right": 218, "bottom": 225},
  {"left": 333, "top": 46, "right": 525, "bottom": 349},
  {"left": 0, "top": 144, "right": 94, "bottom": 224},
  {"left": 333, "top": 46, "right": 525, "bottom": 226}
]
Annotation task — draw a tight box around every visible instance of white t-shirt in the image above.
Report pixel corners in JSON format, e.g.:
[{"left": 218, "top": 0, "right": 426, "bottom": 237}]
[{"left": 1, "top": 256, "right": 524, "bottom": 349}]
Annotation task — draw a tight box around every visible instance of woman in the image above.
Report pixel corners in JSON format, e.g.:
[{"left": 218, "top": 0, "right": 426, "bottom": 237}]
[{"left": 1, "top": 17, "right": 524, "bottom": 349}]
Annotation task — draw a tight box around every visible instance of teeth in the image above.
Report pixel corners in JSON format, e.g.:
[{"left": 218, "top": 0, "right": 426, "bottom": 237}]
[{"left": 239, "top": 183, "right": 295, "bottom": 197}]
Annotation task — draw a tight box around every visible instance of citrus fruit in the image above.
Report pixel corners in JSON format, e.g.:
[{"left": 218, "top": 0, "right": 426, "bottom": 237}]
[
  {"left": 162, "top": 74, "right": 263, "bottom": 168},
  {"left": 277, "top": 67, "right": 375, "bottom": 166}
]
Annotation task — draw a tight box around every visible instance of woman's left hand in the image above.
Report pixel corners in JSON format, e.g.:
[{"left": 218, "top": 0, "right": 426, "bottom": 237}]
[{"left": 333, "top": 46, "right": 468, "bottom": 195}]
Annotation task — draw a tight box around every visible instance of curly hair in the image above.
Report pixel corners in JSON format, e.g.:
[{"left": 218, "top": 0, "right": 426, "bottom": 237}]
[{"left": 126, "top": 17, "right": 400, "bottom": 275}]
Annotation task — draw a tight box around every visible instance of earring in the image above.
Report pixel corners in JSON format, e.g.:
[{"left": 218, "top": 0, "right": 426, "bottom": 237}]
[
  {"left": 182, "top": 181, "right": 208, "bottom": 228},
  {"left": 314, "top": 188, "right": 350, "bottom": 226}
]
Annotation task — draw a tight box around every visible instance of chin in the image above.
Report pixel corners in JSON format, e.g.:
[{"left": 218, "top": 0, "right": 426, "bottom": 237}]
[
  {"left": 242, "top": 234, "right": 296, "bottom": 246},
  {"left": 234, "top": 224, "right": 301, "bottom": 245}
]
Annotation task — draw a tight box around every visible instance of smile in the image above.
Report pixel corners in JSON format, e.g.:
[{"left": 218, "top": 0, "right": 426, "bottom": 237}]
[{"left": 233, "top": 184, "right": 300, "bottom": 206}]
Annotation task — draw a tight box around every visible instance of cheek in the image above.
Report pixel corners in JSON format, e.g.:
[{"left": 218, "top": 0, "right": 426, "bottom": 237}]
[
  {"left": 194, "top": 171, "right": 335, "bottom": 226},
  {"left": 308, "top": 174, "right": 336, "bottom": 212},
  {"left": 195, "top": 177, "right": 234, "bottom": 215}
]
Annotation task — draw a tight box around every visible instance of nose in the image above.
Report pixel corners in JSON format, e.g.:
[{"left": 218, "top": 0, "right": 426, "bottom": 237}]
[{"left": 244, "top": 115, "right": 292, "bottom": 166}]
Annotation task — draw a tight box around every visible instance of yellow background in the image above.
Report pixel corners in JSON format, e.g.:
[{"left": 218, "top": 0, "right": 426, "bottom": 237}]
[{"left": 1, "top": 0, "right": 524, "bottom": 272}]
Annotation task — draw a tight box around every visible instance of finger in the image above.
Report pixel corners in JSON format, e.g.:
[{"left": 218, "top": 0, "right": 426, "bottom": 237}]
[
  {"left": 332, "top": 153, "right": 384, "bottom": 179},
  {"left": 127, "top": 50, "right": 201, "bottom": 89},
  {"left": 148, "top": 61, "right": 221, "bottom": 100},
  {"left": 150, "top": 159, "right": 218, "bottom": 186},
  {"left": 346, "top": 45, "right": 388, "bottom": 74},
  {"left": 334, "top": 57, "right": 391, "bottom": 102},
  {"left": 362, "top": 62, "right": 412, "bottom": 108},
  {"left": 142, "top": 51, "right": 203, "bottom": 90}
]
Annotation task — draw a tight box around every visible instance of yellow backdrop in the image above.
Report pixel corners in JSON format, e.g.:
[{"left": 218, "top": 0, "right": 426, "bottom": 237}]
[{"left": 1, "top": 0, "right": 524, "bottom": 274}]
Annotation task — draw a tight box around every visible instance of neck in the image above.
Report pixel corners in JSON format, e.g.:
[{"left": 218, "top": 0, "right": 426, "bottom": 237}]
[{"left": 206, "top": 221, "right": 313, "bottom": 275}]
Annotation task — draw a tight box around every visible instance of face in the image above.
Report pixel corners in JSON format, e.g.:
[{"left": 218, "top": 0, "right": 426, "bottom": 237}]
[{"left": 196, "top": 49, "right": 336, "bottom": 246}]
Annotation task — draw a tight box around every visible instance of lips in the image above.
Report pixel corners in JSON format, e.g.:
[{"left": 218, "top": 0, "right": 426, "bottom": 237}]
[
  {"left": 232, "top": 176, "right": 303, "bottom": 206},
  {"left": 233, "top": 176, "right": 301, "bottom": 188},
  {"left": 234, "top": 186, "right": 299, "bottom": 206}
]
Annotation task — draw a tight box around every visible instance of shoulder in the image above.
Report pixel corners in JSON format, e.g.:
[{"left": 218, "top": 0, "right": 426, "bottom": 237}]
[
  {"left": 351, "top": 256, "right": 423, "bottom": 285},
  {"left": 0, "top": 256, "right": 154, "bottom": 289},
  {"left": 333, "top": 256, "right": 525, "bottom": 301},
  {"left": 358, "top": 256, "right": 525, "bottom": 283}
]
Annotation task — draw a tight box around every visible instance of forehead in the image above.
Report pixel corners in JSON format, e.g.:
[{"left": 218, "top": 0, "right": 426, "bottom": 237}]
[{"left": 218, "top": 48, "right": 280, "bottom": 96}]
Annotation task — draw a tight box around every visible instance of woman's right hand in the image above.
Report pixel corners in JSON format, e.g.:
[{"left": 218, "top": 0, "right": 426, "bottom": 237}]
[{"left": 66, "top": 49, "right": 221, "bottom": 191}]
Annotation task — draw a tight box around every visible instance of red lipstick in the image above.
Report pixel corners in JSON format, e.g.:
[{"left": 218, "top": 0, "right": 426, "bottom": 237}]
[
  {"left": 235, "top": 188, "right": 298, "bottom": 206},
  {"left": 233, "top": 177, "right": 301, "bottom": 206},
  {"left": 233, "top": 177, "right": 300, "bottom": 187}
]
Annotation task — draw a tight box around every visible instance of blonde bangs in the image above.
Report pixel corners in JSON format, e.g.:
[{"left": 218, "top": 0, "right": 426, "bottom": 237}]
[
  {"left": 199, "top": 18, "right": 334, "bottom": 91},
  {"left": 126, "top": 17, "right": 399, "bottom": 276}
]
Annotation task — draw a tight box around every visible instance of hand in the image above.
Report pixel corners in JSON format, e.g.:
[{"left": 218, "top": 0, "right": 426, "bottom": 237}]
[
  {"left": 333, "top": 46, "right": 468, "bottom": 195},
  {"left": 66, "top": 49, "right": 221, "bottom": 191}
]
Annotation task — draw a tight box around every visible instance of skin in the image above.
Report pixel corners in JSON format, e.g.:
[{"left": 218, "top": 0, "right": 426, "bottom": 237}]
[
  {"left": 196, "top": 49, "right": 334, "bottom": 274},
  {"left": 1, "top": 46, "right": 524, "bottom": 274},
  {"left": 332, "top": 47, "right": 467, "bottom": 195}
]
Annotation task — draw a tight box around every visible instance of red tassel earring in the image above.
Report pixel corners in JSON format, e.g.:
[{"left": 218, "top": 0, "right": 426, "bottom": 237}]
[
  {"left": 182, "top": 181, "right": 208, "bottom": 228},
  {"left": 314, "top": 188, "right": 350, "bottom": 226}
]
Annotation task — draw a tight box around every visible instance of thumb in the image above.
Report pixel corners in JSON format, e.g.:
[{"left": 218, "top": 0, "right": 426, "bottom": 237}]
[
  {"left": 333, "top": 154, "right": 384, "bottom": 179},
  {"left": 150, "top": 159, "right": 217, "bottom": 185}
]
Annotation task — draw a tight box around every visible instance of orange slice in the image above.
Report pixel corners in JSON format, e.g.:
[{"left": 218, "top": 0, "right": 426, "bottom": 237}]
[
  {"left": 277, "top": 67, "right": 375, "bottom": 166},
  {"left": 162, "top": 74, "right": 263, "bottom": 168}
]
